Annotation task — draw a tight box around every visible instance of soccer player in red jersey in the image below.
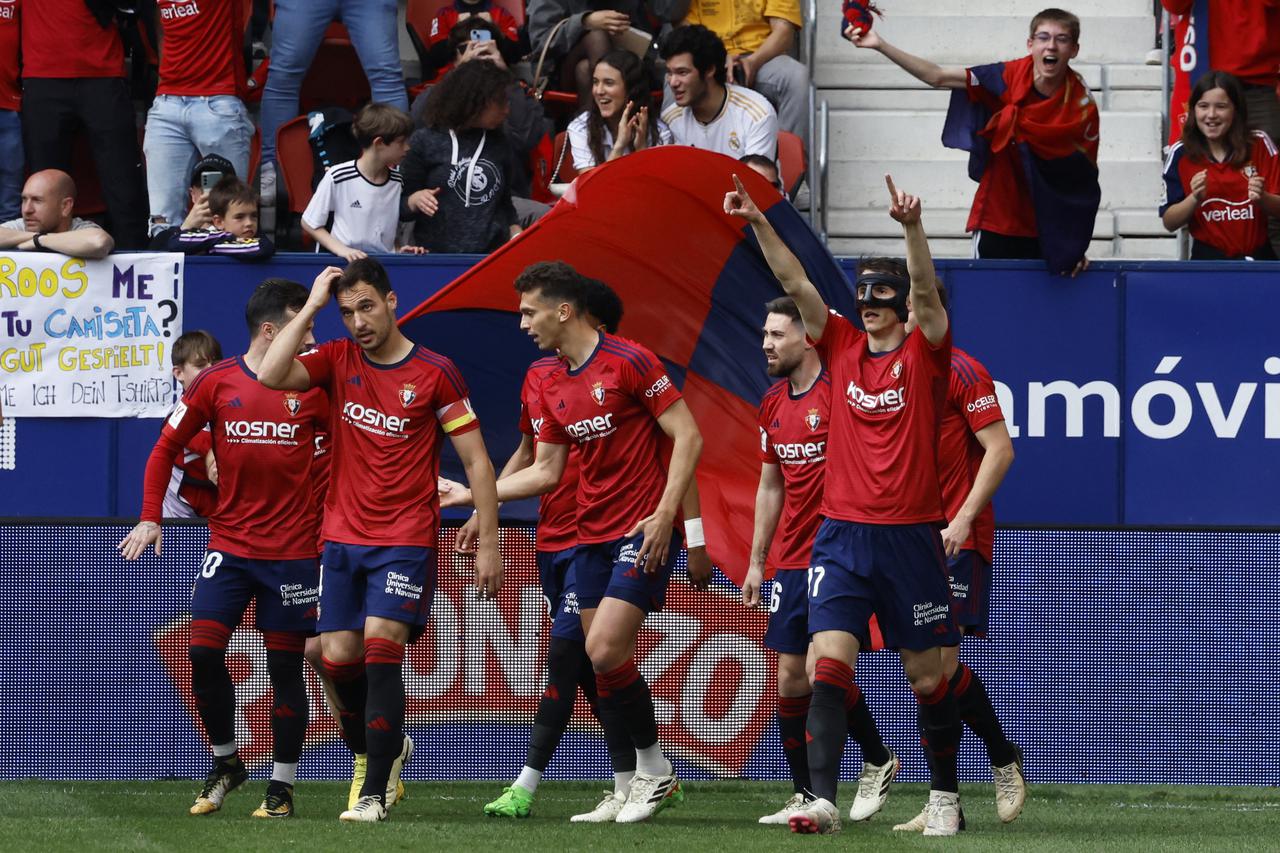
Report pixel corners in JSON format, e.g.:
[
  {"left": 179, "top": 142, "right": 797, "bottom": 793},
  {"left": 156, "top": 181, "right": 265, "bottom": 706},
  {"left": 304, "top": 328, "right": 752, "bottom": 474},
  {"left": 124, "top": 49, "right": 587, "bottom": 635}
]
[
  {"left": 441, "top": 262, "right": 705, "bottom": 824},
  {"left": 743, "top": 296, "right": 897, "bottom": 826},
  {"left": 726, "top": 173, "right": 964, "bottom": 836},
  {"left": 893, "top": 283, "right": 1024, "bottom": 831},
  {"left": 119, "top": 279, "right": 328, "bottom": 819},
  {"left": 257, "top": 258, "right": 501, "bottom": 823}
]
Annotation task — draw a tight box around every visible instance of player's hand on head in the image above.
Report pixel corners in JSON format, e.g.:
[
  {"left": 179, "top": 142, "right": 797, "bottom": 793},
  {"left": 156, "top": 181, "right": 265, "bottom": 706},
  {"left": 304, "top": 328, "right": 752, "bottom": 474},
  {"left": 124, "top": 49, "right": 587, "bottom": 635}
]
[
  {"left": 117, "top": 521, "right": 162, "bottom": 561},
  {"left": 724, "top": 174, "right": 764, "bottom": 222},
  {"left": 741, "top": 565, "right": 763, "bottom": 607},
  {"left": 307, "top": 266, "right": 343, "bottom": 310},
  {"left": 686, "top": 546, "right": 713, "bottom": 592},
  {"left": 885, "top": 173, "right": 922, "bottom": 224}
]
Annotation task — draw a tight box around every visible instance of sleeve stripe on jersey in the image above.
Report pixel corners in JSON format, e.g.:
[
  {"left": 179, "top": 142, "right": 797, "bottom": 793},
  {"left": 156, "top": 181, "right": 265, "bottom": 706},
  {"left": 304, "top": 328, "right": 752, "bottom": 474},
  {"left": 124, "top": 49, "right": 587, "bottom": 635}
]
[
  {"left": 950, "top": 355, "right": 980, "bottom": 387},
  {"left": 1162, "top": 141, "right": 1183, "bottom": 177},
  {"left": 413, "top": 348, "right": 468, "bottom": 398},
  {"left": 182, "top": 358, "right": 236, "bottom": 399},
  {"left": 600, "top": 338, "right": 655, "bottom": 373}
]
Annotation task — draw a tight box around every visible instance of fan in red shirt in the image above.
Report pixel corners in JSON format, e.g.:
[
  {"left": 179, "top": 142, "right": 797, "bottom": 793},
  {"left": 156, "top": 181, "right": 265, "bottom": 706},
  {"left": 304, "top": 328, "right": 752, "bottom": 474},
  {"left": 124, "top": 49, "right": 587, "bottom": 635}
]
[
  {"left": 440, "top": 261, "right": 706, "bottom": 825},
  {"left": 741, "top": 296, "right": 896, "bottom": 826},
  {"left": 258, "top": 258, "right": 501, "bottom": 824},
  {"left": 118, "top": 280, "right": 328, "bottom": 820},
  {"left": 1161, "top": 71, "right": 1280, "bottom": 260},
  {"left": 421, "top": 0, "right": 521, "bottom": 83},
  {"left": 727, "top": 172, "right": 968, "bottom": 836}
]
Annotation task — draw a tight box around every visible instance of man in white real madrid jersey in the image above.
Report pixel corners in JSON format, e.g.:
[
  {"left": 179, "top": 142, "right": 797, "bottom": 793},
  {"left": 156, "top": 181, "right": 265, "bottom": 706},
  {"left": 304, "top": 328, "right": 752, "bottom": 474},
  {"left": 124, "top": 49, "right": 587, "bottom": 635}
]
[{"left": 660, "top": 24, "right": 779, "bottom": 160}]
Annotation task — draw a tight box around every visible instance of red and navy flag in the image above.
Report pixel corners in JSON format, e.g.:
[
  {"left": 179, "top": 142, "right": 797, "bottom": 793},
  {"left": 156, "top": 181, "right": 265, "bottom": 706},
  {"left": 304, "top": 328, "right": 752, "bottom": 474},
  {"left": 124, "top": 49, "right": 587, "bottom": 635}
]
[
  {"left": 1167, "top": 0, "right": 1211, "bottom": 146},
  {"left": 400, "top": 147, "right": 858, "bottom": 583},
  {"left": 942, "top": 54, "right": 1101, "bottom": 275}
]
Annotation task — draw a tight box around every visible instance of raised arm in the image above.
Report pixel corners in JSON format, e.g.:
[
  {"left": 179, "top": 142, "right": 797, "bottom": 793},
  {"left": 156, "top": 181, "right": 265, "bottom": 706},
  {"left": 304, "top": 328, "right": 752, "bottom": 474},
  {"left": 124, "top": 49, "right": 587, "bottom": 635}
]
[
  {"left": 450, "top": 428, "right": 504, "bottom": 598},
  {"left": 629, "top": 399, "right": 702, "bottom": 571},
  {"left": 259, "top": 266, "right": 342, "bottom": 390},
  {"left": 724, "top": 174, "right": 828, "bottom": 341},
  {"left": 845, "top": 27, "right": 967, "bottom": 89},
  {"left": 742, "top": 462, "right": 784, "bottom": 607},
  {"left": 886, "top": 174, "right": 947, "bottom": 344},
  {"left": 941, "top": 420, "right": 1014, "bottom": 558}
]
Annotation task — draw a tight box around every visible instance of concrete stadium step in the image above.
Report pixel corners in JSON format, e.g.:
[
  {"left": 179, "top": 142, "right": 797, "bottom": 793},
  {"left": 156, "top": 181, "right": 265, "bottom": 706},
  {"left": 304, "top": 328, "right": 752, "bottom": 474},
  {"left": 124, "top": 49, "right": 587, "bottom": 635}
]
[
  {"left": 828, "top": 208, "right": 1117, "bottom": 241},
  {"left": 826, "top": 236, "right": 1121, "bottom": 259}
]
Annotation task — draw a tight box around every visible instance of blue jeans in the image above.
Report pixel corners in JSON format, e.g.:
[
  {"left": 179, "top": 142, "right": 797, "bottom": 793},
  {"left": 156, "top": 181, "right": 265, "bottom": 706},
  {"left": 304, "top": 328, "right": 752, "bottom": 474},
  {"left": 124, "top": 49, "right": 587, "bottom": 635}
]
[
  {"left": 143, "top": 95, "right": 253, "bottom": 233},
  {"left": 0, "top": 109, "right": 22, "bottom": 221},
  {"left": 259, "top": 0, "right": 407, "bottom": 163}
]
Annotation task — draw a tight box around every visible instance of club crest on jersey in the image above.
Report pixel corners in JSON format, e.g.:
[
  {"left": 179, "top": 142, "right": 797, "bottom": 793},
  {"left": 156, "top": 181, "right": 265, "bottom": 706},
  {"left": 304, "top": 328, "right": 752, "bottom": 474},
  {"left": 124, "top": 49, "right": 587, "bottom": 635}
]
[
  {"left": 399, "top": 383, "right": 417, "bottom": 408},
  {"left": 282, "top": 393, "right": 301, "bottom": 416},
  {"left": 591, "top": 381, "right": 606, "bottom": 406},
  {"left": 891, "top": 360, "right": 903, "bottom": 378},
  {"left": 805, "top": 408, "right": 821, "bottom": 431}
]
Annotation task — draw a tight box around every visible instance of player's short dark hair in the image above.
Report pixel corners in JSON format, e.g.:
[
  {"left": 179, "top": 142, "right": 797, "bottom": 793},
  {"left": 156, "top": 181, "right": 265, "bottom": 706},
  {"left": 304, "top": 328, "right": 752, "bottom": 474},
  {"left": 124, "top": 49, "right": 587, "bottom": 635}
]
[
  {"left": 857, "top": 255, "right": 908, "bottom": 281},
  {"left": 245, "top": 278, "right": 309, "bottom": 338},
  {"left": 514, "top": 261, "right": 586, "bottom": 311},
  {"left": 337, "top": 257, "right": 393, "bottom": 296},
  {"left": 764, "top": 295, "right": 802, "bottom": 327},
  {"left": 1180, "top": 70, "right": 1251, "bottom": 167},
  {"left": 353, "top": 102, "right": 415, "bottom": 150},
  {"left": 661, "top": 24, "right": 728, "bottom": 86},
  {"left": 1029, "top": 8, "right": 1080, "bottom": 43},
  {"left": 207, "top": 176, "right": 258, "bottom": 218},
  {"left": 423, "top": 59, "right": 513, "bottom": 132},
  {"left": 583, "top": 278, "right": 623, "bottom": 333},
  {"left": 172, "top": 330, "right": 223, "bottom": 367}
]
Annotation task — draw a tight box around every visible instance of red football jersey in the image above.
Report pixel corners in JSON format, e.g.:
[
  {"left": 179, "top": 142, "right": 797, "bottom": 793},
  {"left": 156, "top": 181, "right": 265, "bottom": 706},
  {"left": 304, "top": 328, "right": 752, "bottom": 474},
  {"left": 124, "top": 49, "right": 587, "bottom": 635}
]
[
  {"left": 1161, "top": 131, "right": 1280, "bottom": 258},
  {"left": 1162, "top": 0, "right": 1280, "bottom": 87},
  {"left": 156, "top": 0, "right": 248, "bottom": 98},
  {"left": 535, "top": 333, "right": 682, "bottom": 544},
  {"left": 519, "top": 356, "right": 579, "bottom": 552},
  {"left": 757, "top": 372, "right": 831, "bottom": 570},
  {"left": 300, "top": 339, "right": 480, "bottom": 548},
  {"left": 814, "top": 312, "right": 951, "bottom": 524},
  {"left": 0, "top": 0, "right": 20, "bottom": 111},
  {"left": 141, "top": 357, "right": 327, "bottom": 559},
  {"left": 22, "top": 0, "right": 124, "bottom": 79},
  {"left": 938, "top": 348, "right": 1005, "bottom": 563}
]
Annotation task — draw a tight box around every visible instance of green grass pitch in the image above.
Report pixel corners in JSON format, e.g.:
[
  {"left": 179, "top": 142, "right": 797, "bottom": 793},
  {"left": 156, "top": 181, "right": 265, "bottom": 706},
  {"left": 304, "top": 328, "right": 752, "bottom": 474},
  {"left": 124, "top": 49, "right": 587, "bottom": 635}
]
[{"left": 1, "top": 780, "right": 1276, "bottom": 852}]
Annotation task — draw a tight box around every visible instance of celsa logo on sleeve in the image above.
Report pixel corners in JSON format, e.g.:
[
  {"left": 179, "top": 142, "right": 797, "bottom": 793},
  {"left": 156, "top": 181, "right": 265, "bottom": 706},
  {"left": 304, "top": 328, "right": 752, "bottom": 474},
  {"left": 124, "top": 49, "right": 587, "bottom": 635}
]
[{"left": 645, "top": 375, "right": 673, "bottom": 397}]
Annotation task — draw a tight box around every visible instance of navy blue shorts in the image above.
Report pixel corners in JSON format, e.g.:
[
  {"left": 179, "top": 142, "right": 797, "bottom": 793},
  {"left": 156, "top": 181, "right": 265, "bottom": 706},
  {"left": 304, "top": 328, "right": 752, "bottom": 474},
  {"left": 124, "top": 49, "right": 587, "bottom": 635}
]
[
  {"left": 807, "top": 519, "right": 960, "bottom": 651},
  {"left": 947, "top": 549, "right": 991, "bottom": 637},
  {"left": 574, "top": 528, "right": 681, "bottom": 613},
  {"left": 538, "top": 547, "right": 585, "bottom": 642},
  {"left": 191, "top": 550, "right": 318, "bottom": 634},
  {"left": 764, "top": 568, "right": 810, "bottom": 655},
  {"left": 317, "top": 542, "right": 436, "bottom": 633}
]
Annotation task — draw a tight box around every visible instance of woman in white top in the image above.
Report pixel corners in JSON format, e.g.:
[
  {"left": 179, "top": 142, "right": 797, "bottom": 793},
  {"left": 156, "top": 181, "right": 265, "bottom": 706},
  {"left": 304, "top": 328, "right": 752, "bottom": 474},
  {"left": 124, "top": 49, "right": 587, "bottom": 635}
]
[{"left": 566, "top": 49, "right": 673, "bottom": 172}]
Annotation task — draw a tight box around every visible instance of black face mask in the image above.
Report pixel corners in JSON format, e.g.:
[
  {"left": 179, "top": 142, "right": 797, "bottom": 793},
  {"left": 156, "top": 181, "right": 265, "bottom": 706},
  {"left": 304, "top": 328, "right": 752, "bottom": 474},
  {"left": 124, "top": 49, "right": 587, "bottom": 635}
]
[{"left": 854, "top": 272, "right": 910, "bottom": 323}]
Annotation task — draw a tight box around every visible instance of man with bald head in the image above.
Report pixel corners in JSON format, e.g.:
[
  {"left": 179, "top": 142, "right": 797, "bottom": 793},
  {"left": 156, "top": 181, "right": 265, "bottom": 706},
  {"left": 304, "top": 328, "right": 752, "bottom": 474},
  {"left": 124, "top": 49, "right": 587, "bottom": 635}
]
[{"left": 0, "top": 170, "right": 115, "bottom": 259}]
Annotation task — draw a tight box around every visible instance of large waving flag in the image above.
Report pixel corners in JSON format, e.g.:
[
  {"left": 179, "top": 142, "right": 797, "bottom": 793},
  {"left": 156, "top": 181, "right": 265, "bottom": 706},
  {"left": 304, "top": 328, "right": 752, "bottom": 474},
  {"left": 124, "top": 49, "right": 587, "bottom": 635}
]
[
  {"left": 400, "top": 147, "right": 857, "bottom": 584},
  {"left": 942, "top": 54, "right": 1101, "bottom": 275}
]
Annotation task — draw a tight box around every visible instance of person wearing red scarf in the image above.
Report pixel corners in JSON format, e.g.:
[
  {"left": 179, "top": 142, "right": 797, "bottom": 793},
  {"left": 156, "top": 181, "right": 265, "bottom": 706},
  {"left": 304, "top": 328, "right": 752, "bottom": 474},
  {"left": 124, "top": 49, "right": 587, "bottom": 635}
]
[{"left": 846, "top": 8, "right": 1100, "bottom": 275}]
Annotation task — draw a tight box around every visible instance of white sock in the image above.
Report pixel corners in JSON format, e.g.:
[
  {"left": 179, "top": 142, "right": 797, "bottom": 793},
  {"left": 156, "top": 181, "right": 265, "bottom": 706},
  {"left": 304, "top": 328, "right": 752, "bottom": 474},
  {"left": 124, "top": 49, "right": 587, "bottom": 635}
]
[
  {"left": 635, "top": 745, "right": 668, "bottom": 776},
  {"left": 272, "top": 762, "right": 298, "bottom": 787},
  {"left": 514, "top": 766, "right": 542, "bottom": 793},
  {"left": 212, "top": 742, "right": 237, "bottom": 759},
  {"left": 614, "top": 771, "right": 635, "bottom": 795}
]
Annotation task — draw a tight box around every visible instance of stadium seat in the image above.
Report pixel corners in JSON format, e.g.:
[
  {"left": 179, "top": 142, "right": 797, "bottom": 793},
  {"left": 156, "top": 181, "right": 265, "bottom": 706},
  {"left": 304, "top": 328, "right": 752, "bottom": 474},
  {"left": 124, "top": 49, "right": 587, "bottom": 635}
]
[
  {"left": 551, "top": 131, "right": 579, "bottom": 184},
  {"left": 776, "top": 130, "right": 806, "bottom": 200},
  {"left": 405, "top": 0, "right": 452, "bottom": 72},
  {"left": 275, "top": 115, "right": 316, "bottom": 247}
]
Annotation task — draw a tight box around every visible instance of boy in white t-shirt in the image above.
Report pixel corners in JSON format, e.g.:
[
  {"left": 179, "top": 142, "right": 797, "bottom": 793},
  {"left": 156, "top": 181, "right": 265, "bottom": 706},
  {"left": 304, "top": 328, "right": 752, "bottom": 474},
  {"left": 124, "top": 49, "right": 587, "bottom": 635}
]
[{"left": 302, "top": 104, "right": 424, "bottom": 259}]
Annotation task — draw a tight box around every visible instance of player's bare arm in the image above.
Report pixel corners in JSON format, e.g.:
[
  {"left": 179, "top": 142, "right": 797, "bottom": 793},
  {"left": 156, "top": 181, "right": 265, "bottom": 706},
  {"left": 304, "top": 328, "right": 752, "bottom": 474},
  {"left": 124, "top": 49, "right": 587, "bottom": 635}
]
[
  {"left": 454, "top": 434, "right": 534, "bottom": 553},
  {"left": 450, "top": 428, "right": 504, "bottom": 599},
  {"left": 724, "top": 174, "right": 828, "bottom": 341},
  {"left": 258, "top": 266, "right": 342, "bottom": 390},
  {"left": 743, "top": 462, "right": 784, "bottom": 607},
  {"left": 886, "top": 174, "right": 948, "bottom": 344},
  {"left": 118, "top": 406, "right": 208, "bottom": 560},
  {"left": 941, "top": 420, "right": 1014, "bottom": 558},
  {"left": 439, "top": 441, "right": 569, "bottom": 507},
  {"left": 681, "top": 479, "right": 713, "bottom": 592},
  {"left": 845, "top": 26, "right": 966, "bottom": 89},
  {"left": 628, "top": 400, "right": 702, "bottom": 572}
]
